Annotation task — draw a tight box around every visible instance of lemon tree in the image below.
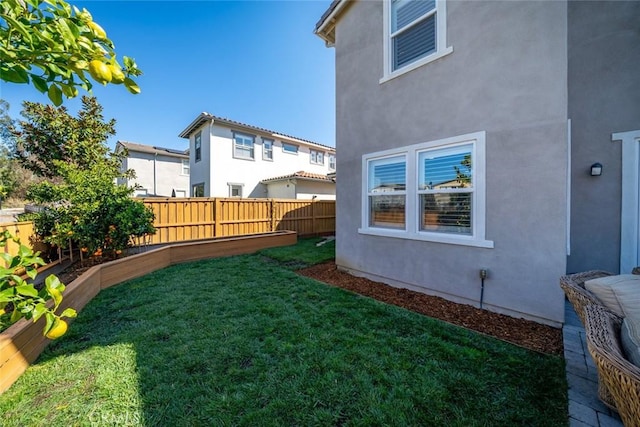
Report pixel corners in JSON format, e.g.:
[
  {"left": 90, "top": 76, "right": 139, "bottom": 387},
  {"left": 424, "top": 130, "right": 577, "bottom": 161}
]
[
  {"left": 0, "top": 230, "right": 76, "bottom": 338},
  {"left": 0, "top": 0, "right": 142, "bottom": 105}
]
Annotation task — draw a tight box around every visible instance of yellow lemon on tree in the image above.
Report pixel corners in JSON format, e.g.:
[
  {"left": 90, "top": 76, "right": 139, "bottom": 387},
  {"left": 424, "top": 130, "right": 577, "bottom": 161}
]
[
  {"left": 108, "top": 65, "right": 126, "bottom": 84},
  {"left": 88, "top": 60, "right": 112, "bottom": 85},
  {"left": 45, "top": 318, "right": 68, "bottom": 340},
  {"left": 88, "top": 21, "right": 107, "bottom": 39}
]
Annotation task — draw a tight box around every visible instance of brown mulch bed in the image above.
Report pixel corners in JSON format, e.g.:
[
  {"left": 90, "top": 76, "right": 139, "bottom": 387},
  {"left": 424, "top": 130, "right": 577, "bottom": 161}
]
[{"left": 298, "top": 261, "right": 563, "bottom": 355}]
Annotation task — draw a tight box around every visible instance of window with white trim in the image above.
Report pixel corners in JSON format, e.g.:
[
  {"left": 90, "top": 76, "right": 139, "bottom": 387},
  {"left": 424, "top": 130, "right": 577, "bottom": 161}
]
[
  {"left": 360, "top": 131, "right": 493, "bottom": 248},
  {"left": 368, "top": 155, "right": 407, "bottom": 229},
  {"left": 329, "top": 153, "right": 336, "bottom": 171},
  {"left": 310, "top": 149, "right": 325, "bottom": 165},
  {"left": 228, "top": 183, "right": 243, "bottom": 198},
  {"left": 282, "top": 142, "right": 299, "bottom": 154},
  {"left": 194, "top": 132, "right": 202, "bottom": 162},
  {"left": 383, "top": 0, "right": 452, "bottom": 81},
  {"left": 181, "top": 159, "right": 190, "bottom": 175},
  {"left": 263, "top": 138, "right": 273, "bottom": 160},
  {"left": 233, "top": 132, "right": 254, "bottom": 160}
]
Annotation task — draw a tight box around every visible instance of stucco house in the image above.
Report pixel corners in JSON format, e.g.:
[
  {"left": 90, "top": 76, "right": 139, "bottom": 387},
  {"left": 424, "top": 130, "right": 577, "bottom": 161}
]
[
  {"left": 178, "top": 113, "right": 336, "bottom": 199},
  {"left": 315, "top": 0, "right": 639, "bottom": 326},
  {"left": 116, "top": 141, "right": 190, "bottom": 197}
]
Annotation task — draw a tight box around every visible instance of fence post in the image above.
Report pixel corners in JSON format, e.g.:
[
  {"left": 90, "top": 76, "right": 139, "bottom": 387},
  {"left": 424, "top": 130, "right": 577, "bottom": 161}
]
[
  {"left": 270, "top": 199, "right": 276, "bottom": 232},
  {"left": 214, "top": 198, "right": 221, "bottom": 237},
  {"left": 312, "top": 200, "right": 317, "bottom": 235}
]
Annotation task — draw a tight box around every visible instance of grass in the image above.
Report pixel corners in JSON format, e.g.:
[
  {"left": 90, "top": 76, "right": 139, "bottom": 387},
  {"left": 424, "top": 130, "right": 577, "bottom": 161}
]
[{"left": 0, "top": 237, "right": 567, "bottom": 426}]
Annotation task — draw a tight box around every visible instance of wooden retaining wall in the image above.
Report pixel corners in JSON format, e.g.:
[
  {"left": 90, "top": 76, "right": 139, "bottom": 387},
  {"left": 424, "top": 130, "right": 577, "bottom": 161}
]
[{"left": 0, "top": 230, "right": 297, "bottom": 394}]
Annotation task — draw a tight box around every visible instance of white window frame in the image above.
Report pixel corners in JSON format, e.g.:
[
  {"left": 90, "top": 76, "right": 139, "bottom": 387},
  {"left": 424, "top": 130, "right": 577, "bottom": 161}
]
[
  {"left": 228, "top": 182, "right": 244, "bottom": 198},
  {"left": 381, "top": 0, "right": 453, "bottom": 84},
  {"left": 181, "top": 159, "right": 190, "bottom": 175},
  {"left": 233, "top": 132, "right": 255, "bottom": 160},
  {"left": 263, "top": 138, "right": 274, "bottom": 161},
  {"left": 367, "top": 153, "right": 408, "bottom": 231},
  {"left": 282, "top": 142, "right": 299, "bottom": 155},
  {"left": 329, "top": 153, "right": 336, "bottom": 171},
  {"left": 359, "top": 131, "right": 493, "bottom": 248},
  {"left": 310, "top": 149, "right": 325, "bottom": 165}
]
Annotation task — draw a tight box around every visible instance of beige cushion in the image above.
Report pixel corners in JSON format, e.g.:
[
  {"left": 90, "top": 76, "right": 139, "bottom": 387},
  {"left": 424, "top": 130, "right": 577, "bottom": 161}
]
[
  {"left": 585, "top": 274, "right": 640, "bottom": 317},
  {"left": 613, "top": 284, "right": 640, "bottom": 367},
  {"left": 621, "top": 318, "right": 640, "bottom": 367}
]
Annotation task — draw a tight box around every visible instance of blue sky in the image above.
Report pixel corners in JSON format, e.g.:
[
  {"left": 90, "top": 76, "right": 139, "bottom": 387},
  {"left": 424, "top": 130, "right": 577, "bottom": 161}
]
[{"left": 0, "top": 0, "right": 336, "bottom": 150}]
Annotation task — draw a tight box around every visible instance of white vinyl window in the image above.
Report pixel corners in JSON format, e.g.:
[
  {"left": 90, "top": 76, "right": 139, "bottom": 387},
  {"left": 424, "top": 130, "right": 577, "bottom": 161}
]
[
  {"left": 329, "top": 154, "right": 336, "bottom": 171},
  {"left": 263, "top": 138, "right": 274, "bottom": 161},
  {"left": 382, "top": 0, "right": 452, "bottom": 82},
  {"left": 228, "top": 183, "right": 243, "bottom": 198},
  {"left": 310, "top": 149, "right": 325, "bottom": 165},
  {"left": 367, "top": 155, "right": 407, "bottom": 230},
  {"left": 360, "top": 131, "right": 493, "bottom": 248},
  {"left": 418, "top": 144, "right": 473, "bottom": 235},
  {"left": 181, "top": 159, "right": 190, "bottom": 175},
  {"left": 233, "top": 132, "right": 255, "bottom": 160},
  {"left": 282, "top": 142, "right": 299, "bottom": 154}
]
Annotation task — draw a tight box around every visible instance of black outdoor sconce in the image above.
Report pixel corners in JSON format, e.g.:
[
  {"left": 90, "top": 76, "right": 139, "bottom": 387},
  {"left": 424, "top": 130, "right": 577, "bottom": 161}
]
[{"left": 590, "top": 162, "right": 603, "bottom": 177}]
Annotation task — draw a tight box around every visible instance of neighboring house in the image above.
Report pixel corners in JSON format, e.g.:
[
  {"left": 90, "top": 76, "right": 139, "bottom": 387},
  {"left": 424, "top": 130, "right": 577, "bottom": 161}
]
[
  {"left": 178, "top": 113, "right": 336, "bottom": 198},
  {"left": 315, "top": 0, "right": 639, "bottom": 326},
  {"left": 116, "top": 141, "right": 190, "bottom": 197},
  {"left": 261, "top": 171, "right": 336, "bottom": 200}
]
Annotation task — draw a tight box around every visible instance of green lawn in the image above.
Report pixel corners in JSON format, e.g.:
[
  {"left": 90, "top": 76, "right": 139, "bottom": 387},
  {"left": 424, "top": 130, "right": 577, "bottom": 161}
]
[{"left": 0, "top": 237, "right": 567, "bottom": 426}]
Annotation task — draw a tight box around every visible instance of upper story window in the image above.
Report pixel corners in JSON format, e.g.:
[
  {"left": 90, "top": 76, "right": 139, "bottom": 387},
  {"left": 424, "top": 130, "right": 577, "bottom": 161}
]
[
  {"left": 233, "top": 132, "right": 255, "bottom": 160},
  {"left": 360, "top": 131, "right": 492, "bottom": 248},
  {"left": 282, "top": 142, "right": 299, "bottom": 154},
  {"left": 263, "top": 138, "right": 274, "bottom": 161},
  {"left": 310, "top": 149, "right": 325, "bottom": 165},
  {"left": 181, "top": 159, "right": 190, "bottom": 175},
  {"left": 194, "top": 131, "right": 202, "bottom": 162},
  {"left": 382, "top": 0, "right": 452, "bottom": 83},
  {"left": 329, "top": 153, "right": 336, "bottom": 171}
]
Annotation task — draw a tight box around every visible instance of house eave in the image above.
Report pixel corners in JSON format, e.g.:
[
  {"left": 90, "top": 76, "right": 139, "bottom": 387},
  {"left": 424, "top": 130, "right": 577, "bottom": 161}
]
[
  {"left": 314, "top": 0, "right": 350, "bottom": 46},
  {"left": 178, "top": 112, "right": 212, "bottom": 139}
]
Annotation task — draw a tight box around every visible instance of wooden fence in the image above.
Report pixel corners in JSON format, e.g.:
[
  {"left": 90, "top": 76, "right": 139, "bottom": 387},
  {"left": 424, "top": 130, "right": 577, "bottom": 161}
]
[
  {"left": 0, "top": 198, "right": 335, "bottom": 256},
  {"left": 1, "top": 221, "right": 36, "bottom": 259},
  {"left": 144, "top": 198, "right": 335, "bottom": 245}
]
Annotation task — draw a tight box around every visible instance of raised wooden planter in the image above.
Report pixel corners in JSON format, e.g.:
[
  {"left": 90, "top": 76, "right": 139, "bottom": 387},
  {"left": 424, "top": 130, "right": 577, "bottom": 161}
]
[{"left": 0, "top": 230, "right": 297, "bottom": 394}]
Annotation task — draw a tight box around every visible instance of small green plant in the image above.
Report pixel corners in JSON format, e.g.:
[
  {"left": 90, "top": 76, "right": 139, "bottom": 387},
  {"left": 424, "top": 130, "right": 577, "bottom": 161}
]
[{"left": 0, "top": 231, "right": 76, "bottom": 337}]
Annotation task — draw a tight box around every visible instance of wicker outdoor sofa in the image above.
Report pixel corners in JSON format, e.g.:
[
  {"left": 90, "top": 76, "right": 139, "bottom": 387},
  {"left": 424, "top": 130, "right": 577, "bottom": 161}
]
[
  {"left": 584, "top": 305, "right": 640, "bottom": 427},
  {"left": 560, "top": 270, "right": 640, "bottom": 425}
]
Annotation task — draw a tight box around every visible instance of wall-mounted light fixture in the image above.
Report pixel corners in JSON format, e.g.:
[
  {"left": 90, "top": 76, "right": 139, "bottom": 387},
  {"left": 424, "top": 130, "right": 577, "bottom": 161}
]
[{"left": 590, "top": 162, "right": 603, "bottom": 177}]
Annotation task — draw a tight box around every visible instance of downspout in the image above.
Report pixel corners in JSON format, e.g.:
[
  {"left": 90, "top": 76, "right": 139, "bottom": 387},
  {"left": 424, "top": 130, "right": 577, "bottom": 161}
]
[{"left": 153, "top": 152, "right": 157, "bottom": 196}]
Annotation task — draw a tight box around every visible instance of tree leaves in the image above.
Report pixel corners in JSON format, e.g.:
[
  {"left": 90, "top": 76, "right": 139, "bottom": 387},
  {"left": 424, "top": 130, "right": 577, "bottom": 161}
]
[{"left": 0, "top": 0, "right": 142, "bottom": 103}]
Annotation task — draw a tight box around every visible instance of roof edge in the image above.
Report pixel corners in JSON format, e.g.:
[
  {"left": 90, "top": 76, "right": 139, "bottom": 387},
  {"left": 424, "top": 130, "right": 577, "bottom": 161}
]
[{"left": 314, "top": 0, "right": 349, "bottom": 46}]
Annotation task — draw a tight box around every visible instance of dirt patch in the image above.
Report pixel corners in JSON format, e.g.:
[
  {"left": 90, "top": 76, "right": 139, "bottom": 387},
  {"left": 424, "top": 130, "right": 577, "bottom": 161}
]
[{"left": 298, "top": 262, "right": 563, "bottom": 355}]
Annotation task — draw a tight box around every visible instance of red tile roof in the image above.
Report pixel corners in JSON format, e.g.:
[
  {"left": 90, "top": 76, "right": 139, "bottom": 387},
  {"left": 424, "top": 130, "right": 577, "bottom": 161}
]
[{"left": 261, "top": 171, "right": 336, "bottom": 183}]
